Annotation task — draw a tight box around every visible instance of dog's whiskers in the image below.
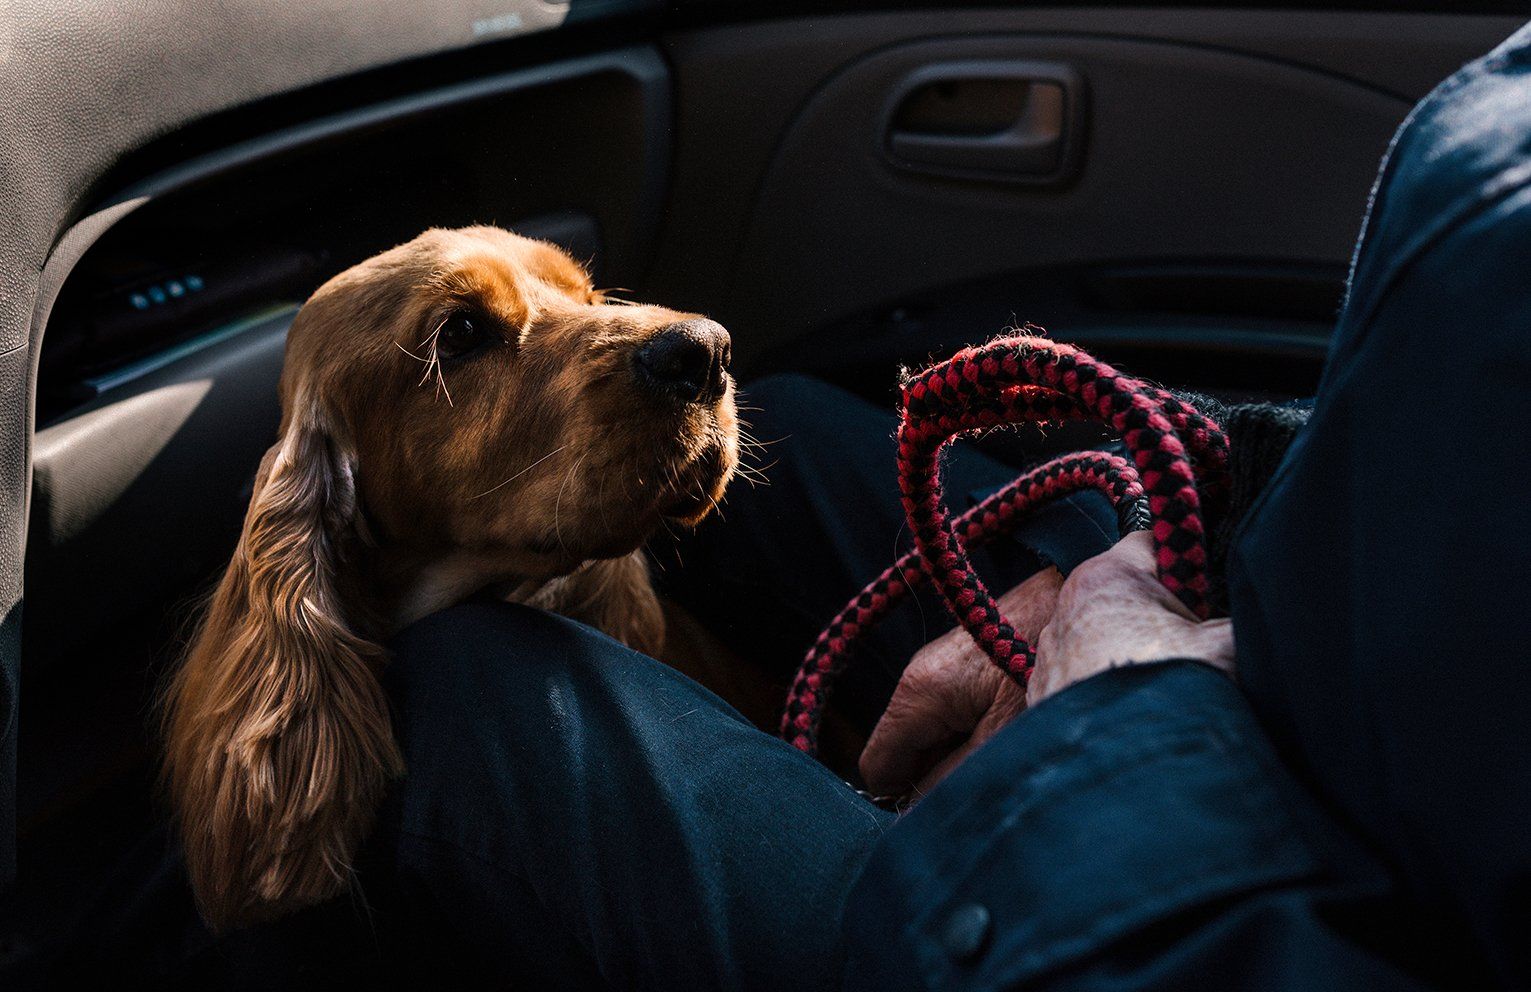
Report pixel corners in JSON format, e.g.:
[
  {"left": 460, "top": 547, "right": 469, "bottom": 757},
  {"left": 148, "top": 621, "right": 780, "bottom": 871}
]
[
  {"left": 733, "top": 461, "right": 774, "bottom": 488},
  {"left": 553, "top": 451, "right": 590, "bottom": 554},
  {"left": 728, "top": 423, "right": 777, "bottom": 489},
  {"left": 398, "top": 320, "right": 454, "bottom": 406},
  {"left": 469, "top": 443, "right": 570, "bottom": 501},
  {"left": 736, "top": 426, "right": 783, "bottom": 450},
  {"left": 700, "top": 479, "right": 726, "bottom": 523},
  {"left": 394, "top": 341, "right": 431, "bottom": 364},
  {"left": 594, "top": 287, "right": 639, "bottom": 306}
]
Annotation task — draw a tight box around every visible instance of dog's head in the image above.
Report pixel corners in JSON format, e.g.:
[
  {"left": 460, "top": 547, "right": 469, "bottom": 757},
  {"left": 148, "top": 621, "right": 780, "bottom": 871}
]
[
  {"left": 288, "top": 224, "right": 738, "bottom": 580},
  {"left": 165, "top": 227, "right": 737, "bottom": 928}
]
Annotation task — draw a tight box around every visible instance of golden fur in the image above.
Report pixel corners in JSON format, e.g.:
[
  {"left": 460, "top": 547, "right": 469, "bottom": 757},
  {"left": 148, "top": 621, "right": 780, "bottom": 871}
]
[{"left": 163, "top": 226, "right": 737, "bottom": 928}]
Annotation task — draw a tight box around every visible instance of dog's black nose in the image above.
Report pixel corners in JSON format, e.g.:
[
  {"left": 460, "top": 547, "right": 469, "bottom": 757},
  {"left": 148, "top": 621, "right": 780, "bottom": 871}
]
[{"left": 634, "top": 318, "right": 731, "bottom": 404}]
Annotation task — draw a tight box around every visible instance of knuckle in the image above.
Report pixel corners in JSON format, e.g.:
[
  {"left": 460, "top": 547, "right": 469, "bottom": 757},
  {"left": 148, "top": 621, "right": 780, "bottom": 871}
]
[
  {"left": 888, "top": 658, "right": 930, "bottom": 701},
  {"left": 1065, "top": 568, "right": 1096, "bottom": 596},
  {"left": 901, "top": 664, "right": 944, "bottom": 701},
  {"left": 911, "top": 627, "right": 959, "bottom": 667}
]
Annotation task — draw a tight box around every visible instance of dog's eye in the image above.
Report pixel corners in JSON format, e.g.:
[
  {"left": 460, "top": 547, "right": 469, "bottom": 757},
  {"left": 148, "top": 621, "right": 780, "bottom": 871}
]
[{"left": 436, "top": 314, "right": 490, "bottom": 359}]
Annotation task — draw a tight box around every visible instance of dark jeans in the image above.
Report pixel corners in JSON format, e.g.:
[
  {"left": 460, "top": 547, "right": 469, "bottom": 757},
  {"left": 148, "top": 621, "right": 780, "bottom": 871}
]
[{"left": 361, "top": 374, "right": 1117, "bottom": 990}]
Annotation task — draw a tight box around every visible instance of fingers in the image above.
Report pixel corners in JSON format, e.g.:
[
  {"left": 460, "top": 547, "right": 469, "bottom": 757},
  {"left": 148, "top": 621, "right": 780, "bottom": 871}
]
[
  {"left": 859, "top": 567, "right": 1062, "bottom": 797},
  {"left": 859, "top": 633, "right": 997, "bottom": 795},
  {"left": 1109, "top": 528, "right": 1156, "bottom": 565},
  {"left": 909, "top": 684, "right": 1026, "bottom": 796},
  {"left": 1191, "top": 617, "right": 1237, "bottom": 675},
  {"left": 1067, "top": 532, "right": 1200, "bottom": 622},
  {"left": 1030, "top": 532, "right": 1237, "bottom": 705},
  {"left": 996, "top": 566, "right": 1064, "bottom": 643}
]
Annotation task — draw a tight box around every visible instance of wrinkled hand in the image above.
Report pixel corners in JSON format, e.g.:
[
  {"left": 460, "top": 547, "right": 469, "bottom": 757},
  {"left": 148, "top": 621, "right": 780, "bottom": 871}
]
[
  {"left": 860, "top": 566, "right": 1062, "bottom": 798},
  {"left": 1029, "top": 531, "right": 1234, "bottom": 706},
  {"left": 860, "top": 532, "right": 1236, "bottom": 799}
]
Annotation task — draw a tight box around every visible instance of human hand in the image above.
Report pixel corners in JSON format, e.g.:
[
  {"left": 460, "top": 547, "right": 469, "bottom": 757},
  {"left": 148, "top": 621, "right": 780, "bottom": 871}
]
[
  {"left": 860, "top": 532, "right": 1235, "bottom": 799},
  {"left": 859, "top": 566, "right": 1063, "bottom": 798},
  {"left": 1029, "top": 531, "right": 1235, "bottom": 706}
]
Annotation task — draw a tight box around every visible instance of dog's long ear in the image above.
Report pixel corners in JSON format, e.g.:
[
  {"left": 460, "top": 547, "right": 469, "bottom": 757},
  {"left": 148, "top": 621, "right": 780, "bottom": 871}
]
[{"left": 163, "top": 399, "right": 402, "bottom": 929}]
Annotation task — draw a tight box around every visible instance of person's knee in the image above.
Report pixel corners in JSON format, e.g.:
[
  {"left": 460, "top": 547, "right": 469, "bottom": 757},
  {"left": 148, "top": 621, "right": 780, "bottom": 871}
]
[
  {"left": 375, "top": 599, "right": 753, "bottom": 856},
  {"left": 385, "top": 601, "right": 629, "bottom": 735},
  {"left": 384, "top": 600, "right": 746, "bottom": 775},
  {"left": 378, "top": 602, "right": 663, "bottom": 833},
  {"left": 384, "top": 602, "right": 660, "bottom": 792}
]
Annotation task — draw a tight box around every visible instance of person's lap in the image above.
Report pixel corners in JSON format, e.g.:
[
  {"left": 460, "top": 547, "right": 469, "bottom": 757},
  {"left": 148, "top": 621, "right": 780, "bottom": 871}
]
[{"left": 360, "top": 374, "right": 1118, "bottom": 989}]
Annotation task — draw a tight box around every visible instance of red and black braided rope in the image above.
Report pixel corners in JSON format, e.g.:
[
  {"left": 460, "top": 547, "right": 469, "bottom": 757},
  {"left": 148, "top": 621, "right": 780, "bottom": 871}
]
[{"left": 781, "top": 333, "right": 1229, "bottom": 755}]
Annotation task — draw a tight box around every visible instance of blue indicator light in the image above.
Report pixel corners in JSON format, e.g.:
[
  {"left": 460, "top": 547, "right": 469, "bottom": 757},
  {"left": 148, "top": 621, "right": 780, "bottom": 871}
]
[
  {"left": 185, "top": 274, "right": 204, "bottom": 292},
  {"left": 147, "top": 285, "right": 167, "bottom": 304},
  {"left": 167, "top": 280, "right": 185, "bottom": 298},
  {"left": 129, "top": 293, "right": 150, "bottom": 310}
]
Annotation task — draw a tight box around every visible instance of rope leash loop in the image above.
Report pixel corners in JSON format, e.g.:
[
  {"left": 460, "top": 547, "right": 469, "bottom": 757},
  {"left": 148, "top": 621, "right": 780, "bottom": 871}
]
[
  {"left": 899, "top": 337, "right": 1216, "bottom": 661},
  {"left": 781, "top": 334, "right": 1229, "bottom": 756}
]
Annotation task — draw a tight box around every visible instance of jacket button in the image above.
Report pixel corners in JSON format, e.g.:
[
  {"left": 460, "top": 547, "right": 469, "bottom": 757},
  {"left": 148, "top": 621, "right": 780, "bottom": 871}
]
[{"left": 939, "top": 903, "right": 991, "bottom": 962}]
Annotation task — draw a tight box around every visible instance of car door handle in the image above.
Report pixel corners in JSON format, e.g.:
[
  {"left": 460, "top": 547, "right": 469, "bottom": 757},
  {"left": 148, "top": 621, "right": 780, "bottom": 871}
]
[{"left": 883, "top": 61, "right": 1085, "bottom": 184}]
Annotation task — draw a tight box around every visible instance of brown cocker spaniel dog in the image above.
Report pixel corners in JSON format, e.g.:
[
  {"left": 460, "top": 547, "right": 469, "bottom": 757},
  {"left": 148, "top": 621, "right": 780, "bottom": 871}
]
[{"left": 163, "top": 226, "right": 738, "bottom": 928}]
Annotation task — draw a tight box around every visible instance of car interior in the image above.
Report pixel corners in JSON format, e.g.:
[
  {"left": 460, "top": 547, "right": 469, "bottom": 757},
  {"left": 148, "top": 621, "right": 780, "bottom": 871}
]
[{"left": 3, "top": 1, "right": 1526, "bottom": 985}]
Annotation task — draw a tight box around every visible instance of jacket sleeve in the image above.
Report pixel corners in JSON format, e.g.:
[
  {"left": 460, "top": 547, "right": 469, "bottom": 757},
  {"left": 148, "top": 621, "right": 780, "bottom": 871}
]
[{"left": 841, "top": 661, "right": 1432, "bottom": 991}]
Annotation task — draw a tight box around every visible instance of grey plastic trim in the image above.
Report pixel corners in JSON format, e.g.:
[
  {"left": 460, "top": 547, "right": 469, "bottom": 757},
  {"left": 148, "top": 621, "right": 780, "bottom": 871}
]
[
  {"left": 103, "top": 47, "right": 669, "bottom": 208},
  {"left": 27, "top": 310, "right": 295, "bottom": 657},
  {"left": 83, "top": 304, "right": 300, "bottom": 396}
]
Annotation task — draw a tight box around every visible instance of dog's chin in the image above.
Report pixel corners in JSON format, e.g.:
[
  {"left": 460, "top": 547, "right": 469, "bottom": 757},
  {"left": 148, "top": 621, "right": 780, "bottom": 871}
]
[
  {"left": 524, "top": 530, "right": 643, "bottom": 567},
  {"left": 658, "top": 501, "right": 709, "bottom": 527},
  {"left": 657, "top": 488, "right": 719, "bottom": 526},
  {"left": 560, "top": 486, "right": 722, "bottom": 559},
  {"left": 522, "top": 434, "right": 736, "bottom": 564},
  {"left": 657, "top": 446, "right": 736, "bottom": 526},
  {"left": 584, "top": 536, "right": 649, "bottom": 561}
]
